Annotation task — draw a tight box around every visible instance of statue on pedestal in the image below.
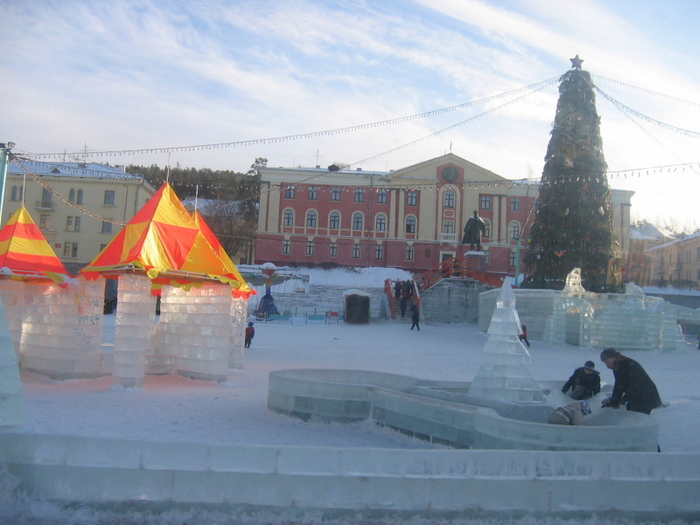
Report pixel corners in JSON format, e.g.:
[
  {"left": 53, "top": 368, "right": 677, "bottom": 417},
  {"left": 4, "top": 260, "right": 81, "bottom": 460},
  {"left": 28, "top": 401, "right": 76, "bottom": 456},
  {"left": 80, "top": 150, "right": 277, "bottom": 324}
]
[{"left": 461, "top": 210, "right": 486, "bottom": 251}]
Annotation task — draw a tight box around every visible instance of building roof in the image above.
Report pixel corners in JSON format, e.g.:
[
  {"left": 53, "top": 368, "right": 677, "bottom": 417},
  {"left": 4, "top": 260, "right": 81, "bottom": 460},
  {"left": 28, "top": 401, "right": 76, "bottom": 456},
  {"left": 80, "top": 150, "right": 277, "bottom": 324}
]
[
  {"left": 8, "top": 159, "right": 144, "bottom": 181},
  {"left": 647, "top": 231, "right": 700, "bottom": 252}
]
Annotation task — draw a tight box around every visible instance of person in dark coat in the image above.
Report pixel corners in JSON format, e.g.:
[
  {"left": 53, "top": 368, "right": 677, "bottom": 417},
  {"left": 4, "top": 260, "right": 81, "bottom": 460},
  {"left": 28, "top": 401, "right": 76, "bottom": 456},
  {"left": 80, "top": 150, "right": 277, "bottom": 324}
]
[
  {"left": 518, "top": 324, "right": 530, "bottom": 348},
  {"left": 461, "top": 210, "right": 486, "bottom": 251},
  {"left": 394, "top": 281, "right": 402, "bottom": 300},
  {"left": 400, "top": 296, "right": 407, "bottom": 318},
  {"left": 244, "top": 322, "right": 255, "bottom": 348},
  {"left": 600, "top": 348, "right": 662, "bottom": 415},
  {"left": 410, "top": 306, "right": 420, "bottom": 331},
  {"left": 562, "top": 360, "right": 601, "bottom": 400}
]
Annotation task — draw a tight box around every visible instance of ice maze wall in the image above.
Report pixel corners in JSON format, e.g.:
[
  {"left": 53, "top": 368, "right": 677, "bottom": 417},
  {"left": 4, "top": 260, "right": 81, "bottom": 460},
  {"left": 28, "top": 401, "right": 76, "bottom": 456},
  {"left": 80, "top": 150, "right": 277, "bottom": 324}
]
[{"left": 0, "top": 432, "right": 699, "bottom": 516}]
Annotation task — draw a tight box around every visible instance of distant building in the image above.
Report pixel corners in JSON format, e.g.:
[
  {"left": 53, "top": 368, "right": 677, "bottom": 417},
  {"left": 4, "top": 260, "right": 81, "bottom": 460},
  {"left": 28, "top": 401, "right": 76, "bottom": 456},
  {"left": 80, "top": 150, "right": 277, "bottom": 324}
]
[
  {"left": 647, "top": 231, "right": 700, "bottom": 288},
  {"left": 4, "top": 161, "right": 156, "bottom": 275},
  {"left": 254, "top": 153, "right": 633, "bottom": 278}
]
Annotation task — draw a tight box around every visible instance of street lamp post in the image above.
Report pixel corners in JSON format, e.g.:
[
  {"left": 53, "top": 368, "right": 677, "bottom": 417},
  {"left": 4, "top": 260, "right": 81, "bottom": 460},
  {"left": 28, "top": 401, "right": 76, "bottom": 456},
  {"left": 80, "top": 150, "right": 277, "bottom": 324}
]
[{"left": 0, "top": 141, "right": 16, "bottom": 227}]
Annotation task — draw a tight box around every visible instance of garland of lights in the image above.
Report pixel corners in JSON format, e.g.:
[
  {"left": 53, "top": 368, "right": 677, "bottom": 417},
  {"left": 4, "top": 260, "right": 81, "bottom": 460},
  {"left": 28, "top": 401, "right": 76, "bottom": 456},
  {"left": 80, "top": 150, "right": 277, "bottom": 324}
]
[
  {"left": 593, "top": 75, "right": 700, "bottom": 109},
  {"left": 26, "top": 77, "right": 562, "bottom": 162}
]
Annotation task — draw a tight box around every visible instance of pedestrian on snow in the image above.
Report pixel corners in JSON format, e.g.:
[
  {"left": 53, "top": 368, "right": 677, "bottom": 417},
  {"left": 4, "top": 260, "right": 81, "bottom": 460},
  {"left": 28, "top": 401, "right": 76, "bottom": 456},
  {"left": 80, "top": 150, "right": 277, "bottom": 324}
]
[
  {"left": 547, "top": 400, "right": 592, "bottom": 425},
  {"left": 562, "top": 360, "right": 601, "bottom": 400},
  {"left": 400, "top": 296, "right": 407, "bottom": 318},
  {"left": 518, "top": 324, "right": 530, "bottom": 347},
  {"left": 600, "top": 348, "right": 662, "bottom": 415},
  {"left": 244, "top": 322, "right": 255, "bottom": 348},
  {"left": 403, "top": 280, "right": 413, "bottom": 299},
  {"left": 394, "top": 281, "right": 402, "bottom": 300},
  {"left": 410, "top": 306, "right": 420, "bottom": 331}
]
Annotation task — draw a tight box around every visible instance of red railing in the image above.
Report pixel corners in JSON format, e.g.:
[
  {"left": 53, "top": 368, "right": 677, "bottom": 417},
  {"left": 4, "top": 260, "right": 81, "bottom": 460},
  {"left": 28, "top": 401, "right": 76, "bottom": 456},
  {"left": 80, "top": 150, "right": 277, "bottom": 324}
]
[{"left": 384, "top": 257, "right": 503, "bottom": 319}]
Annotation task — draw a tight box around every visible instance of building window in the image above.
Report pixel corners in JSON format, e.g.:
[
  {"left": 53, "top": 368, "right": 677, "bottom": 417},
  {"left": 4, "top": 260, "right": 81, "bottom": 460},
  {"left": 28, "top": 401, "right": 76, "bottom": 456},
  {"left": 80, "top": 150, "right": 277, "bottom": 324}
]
[
  {"left": 480, "top": 195, "right": 491, "bottom": 210},
  {"left": 352, "top": 213, "right": 363, "bottom": 230},
  {"left": 509, "top": 251, "right": 517, "bottom": 267},
  {"left": 69, "top": 189, "right": 76, "bottom": 203},
  {"left": 697, "top": 269, "right": 700, "bottom": 280},
  {"left": 405, "top": 216, "right": 416, "bottom": 234},
  {"left": 305, "top": 241, "right": 315, "bottom": 256},
  {"left": 352, "top": 244, "right": 361, "bottom": 258},
  {"left": 285, "top": 185, "right": 295, "bottom": 199},
  {"left": 377, "top": 189, "right": 387, "bottom": 204},
  {"left": 509, "top": 221, "right": 520, "bottom": 239},
  {"left": 306, "top": 210, "right": 317, "bottom": 228},
  {"left": 443, "top": 220, "right": 454, "bottom": 234},
  {"left": 282, "top": 240, "right": 291, "bottom": 255},
  {"left": 308, "top": 186, "right": 318, "bottom": 200},
  {"left": 406, "top": 245, "right": 414, "bottom": 261},
  {"left": 485, "top": 249, "right": 490, "bottom": 266},
  {"left": 331, "top": 188, "right": 341, "bottom": 201},
  {"left": 283, "top": 209, "right": 294, "bottom": 226},
  {"left": 329, "top": 211, "right": 340, "bottom": 229},
  {"left": 510, "top": 198, "right": 520, "bottom": 212},
  {"left": 483, "top": 220, "right": 491, "bottom": 238},
  {"left": 329, "top": 242, "right": 338, "bottom": 257},
  {"left": 696, "top": 247, "right": 700, "bottom": 260},
  {"left": 375, "top": 214, "right": 386, "bottom": 232},
  {"left": 66, "top": 216, "right": 81, "bottom": 232},
  {"left": 63, "top": 242, "right": 78, "bottom": 258},
  {"left": 443, "top": 190, "right": 455, "bottom": 208},
  {"left": 99, "top": 244, "right": 108, "bottom": 252},
  {"left": 39, "top": 214, "right": 51, "bottom": 230},
  {"left": 11, "top": 186, "right": 22, "bottom": 201},
  {"left": 406, "top": 191, "right": 417, "bottom": 206},
  {"left": 375, "top": 244, "right": 384, "bottom": 260},
  {"left": 354, "top": 189, "right": 364, "bottom": 202},
  {"left": 101, "top": 221, "right": 113, "bottom": 234},
  {"left": 39, "top": 188, "right": 52, "bottom": 208},
  {"left": 77, "top": 189, "right": 83, "bottom": 205},
  {"left": 104, "top": 190, "right": 116, "bottom": 206}
]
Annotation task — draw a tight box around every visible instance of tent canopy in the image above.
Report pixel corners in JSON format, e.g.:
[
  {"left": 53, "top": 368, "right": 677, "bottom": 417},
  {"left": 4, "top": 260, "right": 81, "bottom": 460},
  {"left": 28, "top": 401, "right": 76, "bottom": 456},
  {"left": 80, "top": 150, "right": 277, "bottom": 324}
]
[
  {"left": 0, "top": 206, "right": 71, "bottom": 285},
  {"left": 80, "top": 182, "right": 253, "bottom": 298}
]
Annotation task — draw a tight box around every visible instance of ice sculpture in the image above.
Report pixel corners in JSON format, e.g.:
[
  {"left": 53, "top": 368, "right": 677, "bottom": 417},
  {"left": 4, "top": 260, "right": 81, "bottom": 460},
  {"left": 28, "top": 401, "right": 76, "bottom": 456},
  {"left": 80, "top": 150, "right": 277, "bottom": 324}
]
[
  {"left": 20, "top": 278, "right": 105, "bottom": 379},
  {"left": 154, "top": 285, "right": 232, "bottom": 382},
  {"left": 0, "top": 279, "right": 25, "bottom": 359},
  {"left": 229, "top": 296, "right": 247, "bottom": 369},
  {"left": 563, "top": 267, "right": 585, "bottom": 293},
  {"left": 0, "top": 292, "right": 25, "bottom": 427},
  {"left": 113, "top": 274, "right": 156, "bottom": 388},
  {"left": 469, "top": 280, "right": 545, "bottom": 403}
]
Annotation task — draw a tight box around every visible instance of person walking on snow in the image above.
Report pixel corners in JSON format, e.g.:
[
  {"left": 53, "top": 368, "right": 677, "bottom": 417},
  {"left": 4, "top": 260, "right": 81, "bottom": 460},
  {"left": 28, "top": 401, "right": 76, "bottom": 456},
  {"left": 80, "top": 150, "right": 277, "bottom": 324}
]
[
  {"left": 410, "top": 306, "right": 420, "bottom": 331},
  {"left": 244, "top": 322, "right": 255, "bottom": 348}
]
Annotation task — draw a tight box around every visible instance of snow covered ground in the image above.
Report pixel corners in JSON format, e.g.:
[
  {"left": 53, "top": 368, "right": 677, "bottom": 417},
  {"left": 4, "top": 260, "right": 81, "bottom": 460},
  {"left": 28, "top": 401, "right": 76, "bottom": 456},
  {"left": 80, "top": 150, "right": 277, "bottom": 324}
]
[{"left": 4, "top": 268, "right": 700, "bottom": 524}]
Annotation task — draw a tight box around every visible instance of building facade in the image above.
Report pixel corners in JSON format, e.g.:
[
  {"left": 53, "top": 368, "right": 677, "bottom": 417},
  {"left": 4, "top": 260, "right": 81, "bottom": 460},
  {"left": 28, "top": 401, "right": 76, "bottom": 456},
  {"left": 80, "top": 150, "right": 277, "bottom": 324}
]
[
  {"left": 647, "top": 232, "right": 700, "bottom": 288},
  {"left": 4, "top": 160, "right": 156, "bottom": 275},
  {"left": 255, "top": 153, "right": 633, "bottom": 278}
]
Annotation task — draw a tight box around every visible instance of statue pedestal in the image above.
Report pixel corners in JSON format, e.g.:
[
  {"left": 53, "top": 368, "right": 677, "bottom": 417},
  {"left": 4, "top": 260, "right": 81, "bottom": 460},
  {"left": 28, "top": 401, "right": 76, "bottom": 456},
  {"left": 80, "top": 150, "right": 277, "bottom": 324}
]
[{"left": 464, "top": 250, "right": 487, "bottom": 272}]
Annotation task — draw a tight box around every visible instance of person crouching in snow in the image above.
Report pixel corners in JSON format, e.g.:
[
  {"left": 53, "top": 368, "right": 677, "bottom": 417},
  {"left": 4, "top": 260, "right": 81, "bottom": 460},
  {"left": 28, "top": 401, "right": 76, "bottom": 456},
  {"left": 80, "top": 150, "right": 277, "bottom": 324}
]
[
  {"left": 562, "top": 360, "right": 601, "bottom": 400},
  {"left": 244, "top": 322, "right": 255, "bottom": 348},
  {"left": 548, "top": 400, "right": 592, "bottom": 425}
]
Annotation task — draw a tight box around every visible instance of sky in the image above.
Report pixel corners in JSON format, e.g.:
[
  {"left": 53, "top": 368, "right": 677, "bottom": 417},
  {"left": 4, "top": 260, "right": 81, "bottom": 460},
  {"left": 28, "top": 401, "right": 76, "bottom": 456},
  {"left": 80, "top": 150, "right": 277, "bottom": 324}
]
[
  {"left": 1, "top": 0, "right": 699, "bottom": 231},
  {"left": 5, "top": 267, "right": 700, "bottom": 523}
]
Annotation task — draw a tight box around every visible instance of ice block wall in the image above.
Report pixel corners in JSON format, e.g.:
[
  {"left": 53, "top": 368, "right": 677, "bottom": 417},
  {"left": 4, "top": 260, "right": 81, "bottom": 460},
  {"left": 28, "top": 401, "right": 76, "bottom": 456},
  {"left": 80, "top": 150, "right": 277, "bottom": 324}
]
[
  {"left": 0, "top": 292, "right": 25, "bottom": 427},
  {"left": 229, "top": 296, "right": 247, "bottom": 369},
  {"left": 113, "top": 274, "right": 155, "bottom": 388},
  {"left": 0, "top": 279, "right": 26, "bottom": 360},
  {"left": 157, "top": 285, "right": 232, "bottom": 382},
  {"left": 20, "top": 279, "right": 104, "bottom": 380}
]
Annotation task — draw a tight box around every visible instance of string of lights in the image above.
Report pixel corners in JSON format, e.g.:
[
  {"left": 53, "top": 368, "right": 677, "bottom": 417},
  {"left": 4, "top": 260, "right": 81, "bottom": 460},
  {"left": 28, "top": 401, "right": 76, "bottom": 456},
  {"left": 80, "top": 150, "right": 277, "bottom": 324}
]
[{"left": 593, "top": 75, "right": 700, "bottom": 109}]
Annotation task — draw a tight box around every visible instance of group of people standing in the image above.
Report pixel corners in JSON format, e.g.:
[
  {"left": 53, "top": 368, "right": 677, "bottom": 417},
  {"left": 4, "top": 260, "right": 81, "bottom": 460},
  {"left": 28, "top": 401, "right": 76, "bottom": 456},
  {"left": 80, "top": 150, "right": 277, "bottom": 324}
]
[{"left": 394, "top": 280, "right": 420, "bottom": 331}]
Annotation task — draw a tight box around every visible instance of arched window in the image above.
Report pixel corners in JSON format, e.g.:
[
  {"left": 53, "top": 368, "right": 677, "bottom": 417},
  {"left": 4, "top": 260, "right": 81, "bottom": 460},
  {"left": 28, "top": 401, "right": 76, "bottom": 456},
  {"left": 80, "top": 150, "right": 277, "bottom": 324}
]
[
  {"left": 509, "top": 221, "right": 520, "bottom": 239},
  {"left": 77, "top": 189, "right": 83, "bottom": 205},
  {"left": 375, "top": 213, "right": 386, "bottom": 232},
  {"left": 283, "top": 209, "right": 294, "bottom": 226},
  {"left": 306, "top": 210, "right": 317, "bottom": 228},
  {"left": 329, "top": 211, "right": 340, "bottom": 229},
  {"left": 443, "top": 190, "right": 455, "bottom": 208},
  {"left": 69, "top": 189, "right": 76, "bottom": 203},
  {"left": 405, "top": 216, "right": 416, "bottom": 234},
  {"left": 352, "top": 212, "right": 363, "bottom": 230},
  {"left": 483, "top": 219, "right": 491, "bottom": 238},
  {"left": 10, "top": 186, "right": 18, "bottom": 201}
]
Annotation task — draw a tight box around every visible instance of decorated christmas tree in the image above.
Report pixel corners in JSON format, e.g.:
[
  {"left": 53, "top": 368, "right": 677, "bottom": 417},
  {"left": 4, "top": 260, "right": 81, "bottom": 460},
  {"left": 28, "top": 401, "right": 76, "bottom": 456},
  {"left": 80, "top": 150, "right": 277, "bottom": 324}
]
[{"left": 521, "top": 55, "right": 622, "bottom": 293}]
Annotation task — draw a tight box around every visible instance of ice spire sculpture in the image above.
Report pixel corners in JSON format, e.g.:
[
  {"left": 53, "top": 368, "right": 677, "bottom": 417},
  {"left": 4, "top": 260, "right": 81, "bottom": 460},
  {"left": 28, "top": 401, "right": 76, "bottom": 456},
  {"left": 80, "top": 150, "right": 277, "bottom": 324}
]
[{"left": 468, "top": 280, "right": 545, "bottom": 404}]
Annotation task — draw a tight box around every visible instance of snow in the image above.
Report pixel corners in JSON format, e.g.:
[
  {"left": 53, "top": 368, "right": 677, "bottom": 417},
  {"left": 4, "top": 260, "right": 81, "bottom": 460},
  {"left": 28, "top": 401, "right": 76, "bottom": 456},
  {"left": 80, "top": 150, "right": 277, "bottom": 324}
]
[{"left": 5, "top": 267, "right": 700, "bottom": 523}]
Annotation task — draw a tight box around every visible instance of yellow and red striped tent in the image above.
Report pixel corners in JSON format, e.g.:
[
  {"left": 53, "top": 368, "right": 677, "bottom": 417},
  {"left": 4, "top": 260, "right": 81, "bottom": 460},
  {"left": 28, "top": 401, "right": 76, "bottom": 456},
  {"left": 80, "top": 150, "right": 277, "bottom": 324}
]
[
  {"left": 80, "top": 182, "right": 253, "bottom": 298},
  {"left": 0, "top": 206, "right": 72, "bottom": 285}
]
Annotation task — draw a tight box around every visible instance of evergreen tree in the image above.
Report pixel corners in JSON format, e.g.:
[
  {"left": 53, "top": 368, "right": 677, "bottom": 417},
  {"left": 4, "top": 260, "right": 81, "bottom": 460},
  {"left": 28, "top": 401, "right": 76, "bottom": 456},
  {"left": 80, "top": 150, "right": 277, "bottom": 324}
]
[{"left": 521, "top": 56, "right": 622, "bottom": 293}]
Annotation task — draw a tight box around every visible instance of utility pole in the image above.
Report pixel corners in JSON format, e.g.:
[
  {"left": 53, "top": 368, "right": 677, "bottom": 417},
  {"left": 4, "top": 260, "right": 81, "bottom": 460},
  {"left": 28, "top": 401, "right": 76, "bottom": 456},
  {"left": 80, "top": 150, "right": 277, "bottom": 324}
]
[{"left": 0, "top": 142, "right": 16, "bottom": 227}]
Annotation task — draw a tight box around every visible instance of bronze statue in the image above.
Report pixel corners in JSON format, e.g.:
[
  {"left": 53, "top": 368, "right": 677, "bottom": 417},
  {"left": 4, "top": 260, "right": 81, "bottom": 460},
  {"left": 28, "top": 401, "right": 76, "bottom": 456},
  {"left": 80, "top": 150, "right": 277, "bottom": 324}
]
[{"left": 461, "top": 210, "right": 486, "bottom": 251}]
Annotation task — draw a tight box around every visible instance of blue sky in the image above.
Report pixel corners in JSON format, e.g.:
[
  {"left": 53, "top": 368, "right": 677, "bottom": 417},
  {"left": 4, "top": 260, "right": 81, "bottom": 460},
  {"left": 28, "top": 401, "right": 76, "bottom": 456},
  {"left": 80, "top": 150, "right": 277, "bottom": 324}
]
[{"left": 1, "top": 0, "right": 698, "bottom": 230}]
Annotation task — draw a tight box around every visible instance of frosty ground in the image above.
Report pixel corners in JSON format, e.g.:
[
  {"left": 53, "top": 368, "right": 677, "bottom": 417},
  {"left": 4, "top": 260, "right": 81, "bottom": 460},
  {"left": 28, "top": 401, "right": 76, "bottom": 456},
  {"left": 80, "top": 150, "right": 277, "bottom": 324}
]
[{"left": 4, "top": 270, "right": 700, "bottom": 524}]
